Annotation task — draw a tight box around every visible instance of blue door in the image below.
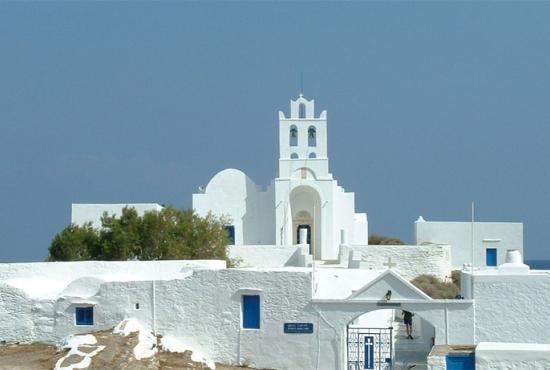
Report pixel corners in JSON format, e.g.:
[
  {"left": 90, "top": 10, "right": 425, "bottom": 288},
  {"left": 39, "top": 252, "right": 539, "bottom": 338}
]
[
  {"left": 242, "top": 295, "right": 260, "bottom": 329},
  {"left": 446, "top": 354, "right": 475, "bottom": 370},
  {"left": 486, "top": 248, "right": 497, "bottom": 267}
]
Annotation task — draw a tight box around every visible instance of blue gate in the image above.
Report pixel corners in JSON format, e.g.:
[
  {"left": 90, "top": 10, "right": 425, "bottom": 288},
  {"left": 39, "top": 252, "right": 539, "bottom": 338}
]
[
  {"left": 446, "top": 354, "right": 475, "bottom": 370},
  {"left": 347, "top": 327, "right": 393, "bottom": 370}
]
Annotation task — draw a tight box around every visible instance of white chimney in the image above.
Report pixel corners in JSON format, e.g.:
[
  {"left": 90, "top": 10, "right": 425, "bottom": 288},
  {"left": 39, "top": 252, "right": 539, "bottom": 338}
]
[{"left": 498, "top": 249, "right": 529, "bottom": 274}]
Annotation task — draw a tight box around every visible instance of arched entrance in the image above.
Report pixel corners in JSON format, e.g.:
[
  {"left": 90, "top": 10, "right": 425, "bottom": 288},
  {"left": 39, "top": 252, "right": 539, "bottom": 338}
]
[
  {"left": 347, "top": 309, "right": 435, "bottom": 370},
  {"left": 309, "top": 270, "right": 475, "bottom": 370},
  {"left": 289, "top": 185, "right": 322, "bottom": 259}
]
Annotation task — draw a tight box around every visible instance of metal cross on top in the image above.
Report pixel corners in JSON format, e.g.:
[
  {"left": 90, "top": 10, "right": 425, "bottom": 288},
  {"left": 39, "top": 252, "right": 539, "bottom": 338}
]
[{"left": 383, "top": 257, "right": 397, "bottom": 270}]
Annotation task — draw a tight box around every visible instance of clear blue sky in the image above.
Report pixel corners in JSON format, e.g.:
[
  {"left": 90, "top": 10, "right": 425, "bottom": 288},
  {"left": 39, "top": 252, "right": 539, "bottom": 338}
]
[{"left": 1, "top": 2, "right": 549, "bottom": 262}]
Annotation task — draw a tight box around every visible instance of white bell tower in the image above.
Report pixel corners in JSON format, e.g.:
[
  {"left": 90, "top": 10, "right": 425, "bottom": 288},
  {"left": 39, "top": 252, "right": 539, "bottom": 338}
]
[{"left": 277, "top": 94, "right": 330, "bottom": 180}]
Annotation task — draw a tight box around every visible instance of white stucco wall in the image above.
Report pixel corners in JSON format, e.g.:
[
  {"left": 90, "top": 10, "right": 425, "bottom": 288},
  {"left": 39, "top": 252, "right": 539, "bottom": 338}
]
[
  {"left": 0, "top": 261, "right": 479, "bottom": 370},
  {"left": 468, "top": 270, "right": 550, "bottom": 344},
  {"left": 0, "top": 260, "right": 224, "bottom": 282},
  {"left": 228, "top": 245, "right": 304, "bottom": 268},
  {"left": 1, "top": 265, "right": 321, "bottom": 370},
  {"left": 415, "top": 220, "right": 523, "bottom": 269},
  {"left": 341, "top": 245, "right": 452, "bottom": 280},
  {"left": 476, "top": 342, "right": 550, "bottom": 370},
  {"left": 71, "top": 203, "right": 163, "bottom": 229}
]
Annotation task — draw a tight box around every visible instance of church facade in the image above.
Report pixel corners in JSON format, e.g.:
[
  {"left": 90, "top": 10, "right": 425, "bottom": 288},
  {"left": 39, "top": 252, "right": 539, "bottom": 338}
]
[{"left": 193, "top": 95, "right": 368, "bottom": 261}]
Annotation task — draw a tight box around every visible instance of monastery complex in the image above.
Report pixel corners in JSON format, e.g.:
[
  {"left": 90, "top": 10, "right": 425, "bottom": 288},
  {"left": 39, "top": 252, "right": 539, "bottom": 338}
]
[{"left": 1, "top": 95, "right": 549, "bottom": 370}]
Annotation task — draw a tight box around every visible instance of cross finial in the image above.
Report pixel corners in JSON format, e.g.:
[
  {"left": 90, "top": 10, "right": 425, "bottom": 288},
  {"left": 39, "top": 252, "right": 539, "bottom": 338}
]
[{"left": 383, "top": 257, "right": 397, "bottom": 270}]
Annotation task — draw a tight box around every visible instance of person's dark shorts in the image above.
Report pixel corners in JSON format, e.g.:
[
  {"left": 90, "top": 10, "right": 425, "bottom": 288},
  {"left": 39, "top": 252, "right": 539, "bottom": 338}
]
[{"left": 404, "top": 317, "right": 412, "bottom": 325}]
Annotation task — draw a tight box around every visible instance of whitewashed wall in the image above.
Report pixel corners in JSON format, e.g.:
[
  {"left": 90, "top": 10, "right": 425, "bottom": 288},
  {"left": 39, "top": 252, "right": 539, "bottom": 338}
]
[
  {"left": 192, "top": 168, "right": 276, "bottom": 246},
  {"left": 427, "top": 353, "right": 446, "bottom": 370},
  {"left": 0, "top": 262, "right": 478, "bottom": 370},
  {"left": 71, "top": 203, "right": 163, "bottom": 229},
  {"left": 341, "top": 245, "right": 452, "bottom": 280},
  {"left": 471, "top": 271, "right": 550, "bottom": 344},
  {"left": 228, "top": 245, "right": 304, "bottom": 267},
  {"left": 0, "top": 260, "right": 225, "bottom": 281},
  {"left": 476, "top": 342, "right": 550, "bottom": 370},
  {"left": 415, "top": 220, "right": 523, "bottom": 269},
  {"left": 1, "top": 267, "right": 319, "bottom": 370}
]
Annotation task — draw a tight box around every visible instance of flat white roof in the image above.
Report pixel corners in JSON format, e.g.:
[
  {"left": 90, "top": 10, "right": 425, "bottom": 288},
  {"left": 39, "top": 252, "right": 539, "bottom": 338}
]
[{"left": 313, "top": 268, "right": 383, "bottom": 300}]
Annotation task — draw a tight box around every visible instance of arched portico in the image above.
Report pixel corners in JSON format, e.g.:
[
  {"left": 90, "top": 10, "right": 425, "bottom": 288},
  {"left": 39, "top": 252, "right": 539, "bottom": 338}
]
[{"left": 289, "top": 185, "right": 322, "bottom": 259}]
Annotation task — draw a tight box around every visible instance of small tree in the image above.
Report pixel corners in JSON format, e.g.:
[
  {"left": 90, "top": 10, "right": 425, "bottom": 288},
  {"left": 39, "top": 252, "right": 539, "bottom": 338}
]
[
  {"left": 47, "top": 207, "right": 233, "bottom": 265},
  {"left": 368, "top": 234, "right": 405, "bottom": 245},
  {"left": 47, "top": 223, "right": 99, "bottom": 261}
]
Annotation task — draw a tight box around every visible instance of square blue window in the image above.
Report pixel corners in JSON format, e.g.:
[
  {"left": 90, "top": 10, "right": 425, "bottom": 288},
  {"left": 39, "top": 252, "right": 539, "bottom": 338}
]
[
  {"left": 75, "top": 306, "right": 94, "bottom": 326},
  {"left": 242, "top": 295, "right": 260, "bottom": 329}
]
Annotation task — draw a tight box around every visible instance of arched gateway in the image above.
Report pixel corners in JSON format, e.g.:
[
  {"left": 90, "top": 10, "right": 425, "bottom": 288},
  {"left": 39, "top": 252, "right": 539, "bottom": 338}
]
[{"left": 311, "top": 270, "right": 474, "bottom": 370}]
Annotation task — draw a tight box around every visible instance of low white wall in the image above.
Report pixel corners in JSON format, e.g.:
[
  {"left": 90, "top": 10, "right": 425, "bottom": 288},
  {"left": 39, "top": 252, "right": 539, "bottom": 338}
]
[
  {"left": 342, "top": 245, "right": 452, "bottom": 280},
  {"left": 476, "top": 342, "right": 550, "bottom": 370},
  {"left": 0, "top": 260, "right": 226, "bottom": 282},
  {"left": 0, "top": 261, "right": 480, "bottom": 370},
  {"left": 228, "top": 245, "right": 303, "bottom": 267},
  {"left": 1, "top": 267, "right": 319, "bottom": 370}
]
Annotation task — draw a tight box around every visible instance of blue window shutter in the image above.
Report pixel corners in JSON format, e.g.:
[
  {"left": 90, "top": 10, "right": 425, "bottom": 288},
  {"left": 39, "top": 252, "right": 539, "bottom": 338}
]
[
  {"left": 242, "top": 295, "right": 260, "bottom": 329},
  {"left": 225, "top": 225, "right": 235, "bottom": 245},
  {"left": 486, "top": 248, "right": 497, "bottom": 267},
  {"left": 75, "top": 307, "right": 93, "bottom": 325}
]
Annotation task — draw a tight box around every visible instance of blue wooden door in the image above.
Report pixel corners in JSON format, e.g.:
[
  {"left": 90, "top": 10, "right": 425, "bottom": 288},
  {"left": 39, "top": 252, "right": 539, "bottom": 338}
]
[
  {"left": 486, "top": 248, "right": 497, "bottom": 267},
  {"left": 242, "top": 295, "right": 260, "bottom": 329},
  {"left": 446, "top": 354, "right": 475, "bottom": 370}
]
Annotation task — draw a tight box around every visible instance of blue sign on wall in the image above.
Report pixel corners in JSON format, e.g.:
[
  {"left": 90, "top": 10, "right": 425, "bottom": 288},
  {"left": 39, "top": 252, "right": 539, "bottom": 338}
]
[
  {"left": 364, "top": 336, "right": 374, "bottom": 369},
  {"left": 284, "top": 323, "right": 314, "bottom": 334}
]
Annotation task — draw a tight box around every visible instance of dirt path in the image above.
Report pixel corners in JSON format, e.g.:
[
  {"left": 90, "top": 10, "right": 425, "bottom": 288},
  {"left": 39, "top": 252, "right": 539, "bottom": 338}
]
[
  {"left": 0, "top": 343, "right": 62, "bottom": 370},
  {"left": 0, "top": 331, "right": 273, "bottom": 370}
]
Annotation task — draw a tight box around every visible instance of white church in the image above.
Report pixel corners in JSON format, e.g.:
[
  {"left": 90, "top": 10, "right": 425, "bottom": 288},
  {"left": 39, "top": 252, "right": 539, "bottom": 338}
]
[{"left": 2, "top": 95, "right": 549, "bottom": 370}]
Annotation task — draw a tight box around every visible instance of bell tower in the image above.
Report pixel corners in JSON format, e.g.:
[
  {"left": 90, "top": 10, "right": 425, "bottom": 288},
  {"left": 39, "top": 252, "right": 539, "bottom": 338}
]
[{"left": 277, "top": 94, "right": 329, "bottom": 180}]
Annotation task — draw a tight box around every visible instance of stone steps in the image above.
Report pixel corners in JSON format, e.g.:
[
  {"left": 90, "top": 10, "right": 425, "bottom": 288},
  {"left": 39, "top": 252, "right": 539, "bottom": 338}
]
[{"left": 392, "top": 321, "right": 432, "bottom": 353}]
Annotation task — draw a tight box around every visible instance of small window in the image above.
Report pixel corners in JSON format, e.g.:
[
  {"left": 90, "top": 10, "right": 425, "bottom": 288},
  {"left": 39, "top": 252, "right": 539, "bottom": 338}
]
[
  {"left": 290, "top": 153, "right": 298, "bottom": 159},
  {"left": 308, "top": 126, "right": 316, "bottom": 147},
  {"left": 289, "top": 126, "right": 298, "bottom": 146},
  {"left": 308, "top": 152, "right": 316, "bottom": 159},
  {"left": 242, "top": 295, "right": 260, "bottom": 329},
  {"left": 75, "top": 306, "right": 93, "bottom": 326},
  {"left": 486, "top": 248, "right": 497, "bottom": 267},
  {"left": 225, "top": 225, "right": 235, "bottom": 245},
  {"left": 299, "top": 103, "right": 306, "bottom": 119},
  {"left": 135, "top": 303, "right": 140, "bottom": 310}
]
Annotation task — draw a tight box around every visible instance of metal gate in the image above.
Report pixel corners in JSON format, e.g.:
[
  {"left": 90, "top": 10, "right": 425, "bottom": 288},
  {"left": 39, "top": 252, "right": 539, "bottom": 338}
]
[{"left": 347, "top": 327, "right": 393, "bottom": 370}]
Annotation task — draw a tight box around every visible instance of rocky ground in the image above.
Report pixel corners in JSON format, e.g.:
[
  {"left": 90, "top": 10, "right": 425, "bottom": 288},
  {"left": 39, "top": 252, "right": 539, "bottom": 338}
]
[{"left": 0, "top": 330, "right": 272, "bottom": 370}]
